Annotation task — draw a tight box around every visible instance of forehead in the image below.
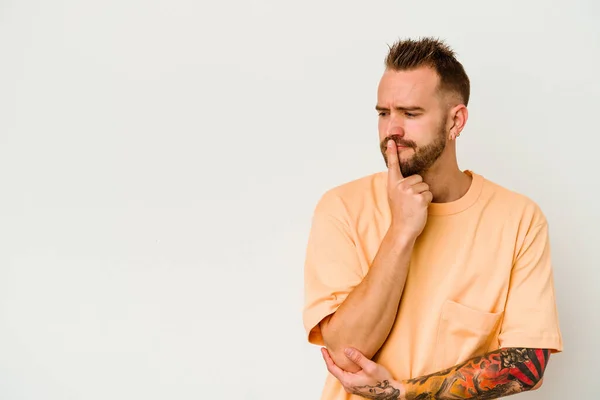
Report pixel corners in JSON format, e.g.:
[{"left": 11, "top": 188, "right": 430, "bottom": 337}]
[{"left": 377, "top": 67, "right": 440, "bottom": 105}]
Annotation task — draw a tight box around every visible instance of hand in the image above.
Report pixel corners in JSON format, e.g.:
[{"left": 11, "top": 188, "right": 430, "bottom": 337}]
[
  {"left": 321, "top": 347, "right": 405, "bottom": 399},
  {"left": 385, "top": 140, "right": 432, "bottom": 239}
]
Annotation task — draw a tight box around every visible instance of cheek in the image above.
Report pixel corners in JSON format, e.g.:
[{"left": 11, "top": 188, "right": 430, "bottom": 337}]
[
  {"left": 406, "top": 117, "right": 440, "bottom": 141},
  {"left": 405, "top": 118, "right": 428, "bottom": 131}
]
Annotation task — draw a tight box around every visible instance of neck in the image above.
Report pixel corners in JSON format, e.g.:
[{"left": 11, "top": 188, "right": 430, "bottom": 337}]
[{"left": 420, "top": 163, "right": 472, "bottom": 204}]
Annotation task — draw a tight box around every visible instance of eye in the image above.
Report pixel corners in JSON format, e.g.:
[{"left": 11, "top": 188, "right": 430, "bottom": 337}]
[
  {"left": 405, "top": 112, "right": 417, "bottom": 118},
  {"left": 378, "top": 111, "right": 388, "bottom": 117}
]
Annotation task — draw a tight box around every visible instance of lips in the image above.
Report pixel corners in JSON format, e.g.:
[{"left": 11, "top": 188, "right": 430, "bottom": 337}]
[{"left": 380, "top": 137, "right": 415, "bottom": 153}]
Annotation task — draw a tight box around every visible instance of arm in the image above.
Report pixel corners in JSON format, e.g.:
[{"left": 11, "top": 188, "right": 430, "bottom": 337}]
[
  {"left": 397, "top": 347, "right": 550, "bottom": 399},
  {"left": 321, "top": 229, "right": 415, "bottom": 372},
  {"left": 323, "top": 346, "right": 550, "bottom": 400},
  {"left": 321, "top": 140, "right": 432, "bottom": 372}
]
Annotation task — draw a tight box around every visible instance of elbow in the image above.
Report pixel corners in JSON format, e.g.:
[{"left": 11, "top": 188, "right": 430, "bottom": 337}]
[
  {"left": 325, "top": 347, "right": 363, "bottom": 373},
  {"left": 320, "top": 317, "right": 374, "bottom": 373}
]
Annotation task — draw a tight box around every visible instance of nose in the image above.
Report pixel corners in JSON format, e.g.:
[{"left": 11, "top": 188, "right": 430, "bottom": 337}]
[{"left": 387, "top": 126, "right": 405, "bottom": 138}]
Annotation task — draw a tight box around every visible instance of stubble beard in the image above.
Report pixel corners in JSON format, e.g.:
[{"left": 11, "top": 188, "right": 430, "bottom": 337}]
[{"left": 381, "top": 124, "right": 447, "bottom": 177}]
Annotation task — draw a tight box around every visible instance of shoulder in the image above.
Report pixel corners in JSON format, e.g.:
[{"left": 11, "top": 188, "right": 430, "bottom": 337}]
[
  {"left": 312, "top": 171, "right": 386, "bottom": 217},
  {"left": 479, "top": 174, "right": 548, "bottom": 228}
]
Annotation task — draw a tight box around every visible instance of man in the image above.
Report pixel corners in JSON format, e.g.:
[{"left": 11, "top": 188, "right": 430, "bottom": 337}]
[{"left": 302, "top": 37, "right": 563, "bottom": 400}]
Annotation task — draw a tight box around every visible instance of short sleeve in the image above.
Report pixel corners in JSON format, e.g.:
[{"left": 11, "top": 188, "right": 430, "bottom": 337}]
[
  {"left": 302, "top": 191, "right": 364, "bottom": 346},
  {"left": 498, "top": 218, "right": 563, "bottom": 353}
]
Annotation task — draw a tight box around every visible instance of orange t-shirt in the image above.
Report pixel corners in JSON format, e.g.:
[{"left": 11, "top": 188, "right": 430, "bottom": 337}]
[{"left": 302, "top": 170, "right": 563, "bottom": 400}]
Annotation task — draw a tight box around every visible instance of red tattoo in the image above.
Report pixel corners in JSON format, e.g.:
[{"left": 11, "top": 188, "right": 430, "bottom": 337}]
[{"left": 402, "top": 348, "right": 551, "bottom": 399}]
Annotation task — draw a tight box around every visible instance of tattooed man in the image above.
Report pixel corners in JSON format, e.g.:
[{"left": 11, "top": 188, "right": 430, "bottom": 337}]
[{"left": 302, "top": 37, "right": 563, "bottom": 400}]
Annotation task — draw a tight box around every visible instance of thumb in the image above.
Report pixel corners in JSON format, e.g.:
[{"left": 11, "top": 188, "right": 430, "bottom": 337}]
[{"left": 344, "top": 347, "right": 374, "bottom": 370}]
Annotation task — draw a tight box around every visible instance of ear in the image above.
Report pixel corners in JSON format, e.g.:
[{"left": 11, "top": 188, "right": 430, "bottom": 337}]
[{"left": 447, "top": 104, "right": 468, "bottom": 140}]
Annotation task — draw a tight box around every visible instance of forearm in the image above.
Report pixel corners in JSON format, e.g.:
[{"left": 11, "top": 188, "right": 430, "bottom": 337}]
[
  {"left": 322, "top": 228, "right": 415, "bottom": 372},
  {"left": 398, "top": 348, "right": 550, "bottom": 400}
]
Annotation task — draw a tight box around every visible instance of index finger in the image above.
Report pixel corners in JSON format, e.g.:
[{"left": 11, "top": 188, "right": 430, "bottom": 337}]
[
  {"left": 386, "top": 140, "right": 403, "bottom": 181},
  {"left": 344, "top": 347, "right": 376, "bottom": 372}
]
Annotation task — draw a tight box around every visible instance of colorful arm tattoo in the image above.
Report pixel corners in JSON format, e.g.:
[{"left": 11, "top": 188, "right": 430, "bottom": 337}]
[
  {"left": 350, "top": 348, "right": 550, "bottom": 399},
  {"left": 401, "top": 347, "right": 550, "bottom": 399}
]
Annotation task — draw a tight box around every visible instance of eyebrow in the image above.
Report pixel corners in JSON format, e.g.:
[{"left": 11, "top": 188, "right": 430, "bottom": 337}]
[{"left": 375, "top": 105, "right": 425, "bottom": 112}]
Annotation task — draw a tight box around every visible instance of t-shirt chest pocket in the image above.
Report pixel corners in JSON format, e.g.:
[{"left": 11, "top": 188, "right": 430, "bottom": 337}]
[{"left": 434, "top": 300, "right": 503, "bottom": 371}]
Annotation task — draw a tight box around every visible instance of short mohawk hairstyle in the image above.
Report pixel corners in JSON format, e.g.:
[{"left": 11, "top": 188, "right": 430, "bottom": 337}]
[{"left": 385, "top": 37, "right": 470, "bottom": 106}]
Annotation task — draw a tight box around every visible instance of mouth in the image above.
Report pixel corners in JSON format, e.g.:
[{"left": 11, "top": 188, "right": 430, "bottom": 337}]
[{"left": 381, "top": 140, "right": 414, "bottom": 153}]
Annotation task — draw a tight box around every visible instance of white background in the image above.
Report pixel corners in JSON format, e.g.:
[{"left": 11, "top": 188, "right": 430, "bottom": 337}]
[{"left": 0, "top": 0, "right": 598, "bottom": 399}]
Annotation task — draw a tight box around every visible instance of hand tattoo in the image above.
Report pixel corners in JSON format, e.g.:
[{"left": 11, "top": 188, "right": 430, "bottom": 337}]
[{"left": 350, "top": 380, "right": 401, "bottom": 400}]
